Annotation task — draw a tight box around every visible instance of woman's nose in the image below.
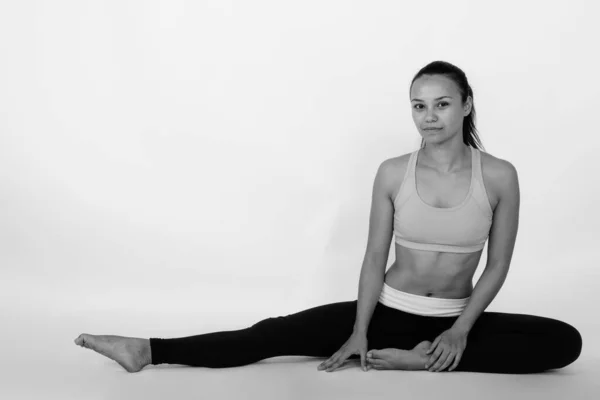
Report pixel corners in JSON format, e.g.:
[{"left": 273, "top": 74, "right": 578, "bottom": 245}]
[{"left": 425, "top": 111, "right": 437, "bottom": 122}]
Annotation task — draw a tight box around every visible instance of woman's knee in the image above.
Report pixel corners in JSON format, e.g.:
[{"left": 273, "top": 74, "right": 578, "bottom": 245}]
[
  {"left": 550, "top": 320, "right": 582, "bottom": 369},
  {"left": 546, "top": 319, "right": 583, "bottom": 368}
]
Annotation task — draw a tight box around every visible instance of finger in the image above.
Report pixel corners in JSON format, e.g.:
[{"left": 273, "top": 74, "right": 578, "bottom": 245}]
[
  {"left": 426, "top": 337, "right": 441, "bottom": 354},
  {"left": 425, "top": 346, "right": 444, "bottom": 368},
  {"left": 430, "top": 349, "right": 450, "bottom": 372},
  {"left": 437, "top": 352, "right": 455, "bottom": 372},
  {"left": 323, "top": 355, "right": 341, "bottom": 371},
  {"left": 449, "top": 351, "right": 463, "bottom": 372},
  {"left": 326, "top": 353, "right": 348, "bottom": 372},
  {"left": 318, "top": 355, "right": 332, "bottom": 369},
  {"left": 326, "top": 360, "right": 345, "bottom": 372},
  {"left": 360, "top": 350, "right": 367, "bottom": 371},
  {"left": 318, "top": 352, "right": 339, "bottom": 370},
  {"left": 317, "top": 359, "right": 330, "bottom": 370}
]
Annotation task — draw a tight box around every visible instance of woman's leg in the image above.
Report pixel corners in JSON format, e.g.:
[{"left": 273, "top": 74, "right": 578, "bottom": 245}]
[
  {"left": 149, "top": 300, "right": 426, "bottom": 368},
  {"left": 150, "top": 300, "right": 359, "bottom": 368},
  {"left": 76, "top": 302, "right": 582, "bottom": 373},
  {"left": 448, "top": 311, "right": 583, "bottom": 374},
  {"left": 150, "top": 300, "right": 363, "bottom": 368},
  {"left": 74, "top": 300, "right": 427, "bottom": 372}
]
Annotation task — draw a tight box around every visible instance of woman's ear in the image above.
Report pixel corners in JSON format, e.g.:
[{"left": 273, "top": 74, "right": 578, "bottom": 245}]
[{"left": 464, "top": 96, "right": 473, "bottom": 117}]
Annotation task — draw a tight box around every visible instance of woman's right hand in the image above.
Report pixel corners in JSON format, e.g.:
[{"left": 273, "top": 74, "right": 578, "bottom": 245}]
[{"left": 317, "top": 333, "right": 368, "bottom": 372}]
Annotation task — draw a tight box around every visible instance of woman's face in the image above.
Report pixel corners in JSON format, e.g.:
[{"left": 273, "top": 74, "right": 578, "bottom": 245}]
[{"left": 410, "top": 74, "right": 472, "bottom": 145}]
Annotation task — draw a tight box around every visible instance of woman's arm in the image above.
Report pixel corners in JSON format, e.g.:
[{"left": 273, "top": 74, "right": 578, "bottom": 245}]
[
  {"left": 452, "top": 160, "right": 520, "bottom": 333},
  {"left": 353, "top": 259, "right": 386, "bottom": 335},
  {"left": 353, "top": 160, "right": 395, "bottom": 335}
]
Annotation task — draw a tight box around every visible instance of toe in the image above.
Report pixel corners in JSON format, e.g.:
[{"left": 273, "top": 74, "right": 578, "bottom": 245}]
[{"left": 79, "top": 334, "right": 94, "bottom": 349}]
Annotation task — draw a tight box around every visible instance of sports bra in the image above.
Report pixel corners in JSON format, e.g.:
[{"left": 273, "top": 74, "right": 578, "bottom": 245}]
[{"left": 393, "top": 146, "right": 493, "bottom": 253}]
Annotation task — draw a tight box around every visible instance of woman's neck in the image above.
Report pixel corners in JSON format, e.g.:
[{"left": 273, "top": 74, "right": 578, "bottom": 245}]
[{"left": 421, "top": 144, "right": 470, "bottom": 173}]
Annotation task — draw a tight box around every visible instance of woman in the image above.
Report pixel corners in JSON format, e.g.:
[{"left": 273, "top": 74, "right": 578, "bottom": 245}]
[{"left": 74, "top": 61, "right": 582, "bottom": 374}]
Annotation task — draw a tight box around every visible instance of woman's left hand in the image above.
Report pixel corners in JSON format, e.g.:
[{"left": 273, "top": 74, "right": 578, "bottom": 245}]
[{"left": 425, "top": 327, "right": 468, "bottom": 372}]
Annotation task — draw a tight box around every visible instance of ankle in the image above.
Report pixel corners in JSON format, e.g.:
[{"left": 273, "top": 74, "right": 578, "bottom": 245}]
[{"left": 141, "top": 339, "right": 152, "bottom": 366}]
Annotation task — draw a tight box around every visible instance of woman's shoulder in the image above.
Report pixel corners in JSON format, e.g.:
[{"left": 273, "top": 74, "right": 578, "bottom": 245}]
[
  {"left": 386, "top": 151, "right": 413, "bottom": 171},
  {"left": 479, "top": 149, "right": 517, "bottom": 183},
  {"left": 479, "top": 149, "right": 518, "bottom": 210},
  {"left": 378, "top": 152, "right": 412, "bottom": 181},
  {"left": 377, "top": 152, "right": 413, "bottom": 201}
]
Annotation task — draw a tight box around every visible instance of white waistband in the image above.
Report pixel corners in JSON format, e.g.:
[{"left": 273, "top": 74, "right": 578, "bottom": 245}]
[{"left": 378, "top": 282, "right": 469, "bottom": 317}]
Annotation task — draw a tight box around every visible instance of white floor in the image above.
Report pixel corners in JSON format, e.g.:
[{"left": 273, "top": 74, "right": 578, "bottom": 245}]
[{"left": 3, "top": 283, "right": 599, "bottom": 400}]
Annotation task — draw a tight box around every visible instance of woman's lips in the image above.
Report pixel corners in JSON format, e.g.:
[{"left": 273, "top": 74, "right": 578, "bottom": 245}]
[{"left": 423, "top": 128, "right": 442, "bottom": 130}]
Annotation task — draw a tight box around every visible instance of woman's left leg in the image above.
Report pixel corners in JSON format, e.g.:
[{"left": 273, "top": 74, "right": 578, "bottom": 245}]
[{"left": 448, "top": 311, "right": 582, "bottom": 374}]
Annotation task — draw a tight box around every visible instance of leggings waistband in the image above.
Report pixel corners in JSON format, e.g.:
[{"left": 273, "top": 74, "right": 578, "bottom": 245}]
[{"left": 378, "top": 282, "right": 470, "bottom": 317}]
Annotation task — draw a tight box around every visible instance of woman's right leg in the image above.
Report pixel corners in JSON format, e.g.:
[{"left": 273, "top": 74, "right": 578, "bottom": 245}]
[
  {"left": 150, "top": 299, "right": 436, "bottom": 369},
  {"left": 150, "top": 300, "right": 363, "bottom": 368},
  {"left": 75, "top": 300, "right": 438, "bottom": 371}
]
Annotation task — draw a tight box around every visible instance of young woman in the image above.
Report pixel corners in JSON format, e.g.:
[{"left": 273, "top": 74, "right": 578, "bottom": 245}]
[{"left": 74, "top": 61, "right": 582, "bottom": 374}]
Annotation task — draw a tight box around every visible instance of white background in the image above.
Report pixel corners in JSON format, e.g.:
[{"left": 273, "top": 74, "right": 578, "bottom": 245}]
[{"left": 1, "top": 1, "right": 599, "bottom": 399}]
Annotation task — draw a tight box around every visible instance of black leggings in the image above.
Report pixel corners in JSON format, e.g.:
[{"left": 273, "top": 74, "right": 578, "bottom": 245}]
[{"left": 149, "top": 300, "right": 582, "bottom": 374}]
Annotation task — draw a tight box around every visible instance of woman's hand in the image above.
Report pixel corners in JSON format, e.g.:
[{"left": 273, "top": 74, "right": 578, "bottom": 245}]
[
  {"left": 317, "top": 333, "right": 368, "bottom": 372},
  {"left": 425, "top": 327, "right": 468, "bottom": 372}
]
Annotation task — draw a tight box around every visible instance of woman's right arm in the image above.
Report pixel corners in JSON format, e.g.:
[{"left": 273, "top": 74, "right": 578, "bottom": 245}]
[
  {"left": 353, "top": 159, "right": 395, "bottom": 335},
  {"left": 352, "top": 259, "right": 386, "bottom": 335},
  {"left": 317, "top": 159, "right": 395, "bottom": 372}
]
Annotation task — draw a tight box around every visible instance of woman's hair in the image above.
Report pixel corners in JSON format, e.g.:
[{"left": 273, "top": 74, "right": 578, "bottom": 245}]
[{"left": 410, "top": 61, "right": 484, "bottom": 151}]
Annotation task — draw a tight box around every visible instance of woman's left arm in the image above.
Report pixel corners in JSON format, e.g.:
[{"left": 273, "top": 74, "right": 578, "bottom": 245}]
[
  {"left": 453, "top": 160, "right": 521, "bottom": 333},
  {"left": 425, "top": 161, "right": 521, "bottom": 372}
]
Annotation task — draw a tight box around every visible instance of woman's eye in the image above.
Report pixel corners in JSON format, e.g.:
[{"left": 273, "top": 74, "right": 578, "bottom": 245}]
[{"left": 413, "top": 102, "right": 448, "bottom": 110}]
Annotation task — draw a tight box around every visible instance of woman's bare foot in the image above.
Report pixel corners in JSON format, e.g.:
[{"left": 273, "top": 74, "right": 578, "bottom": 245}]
[
  {"left": 366, "top": 340, "right": 431, "bottom": 371},
  {"left": 74, "top": 334, "right": 152, "bottom": 373}
]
